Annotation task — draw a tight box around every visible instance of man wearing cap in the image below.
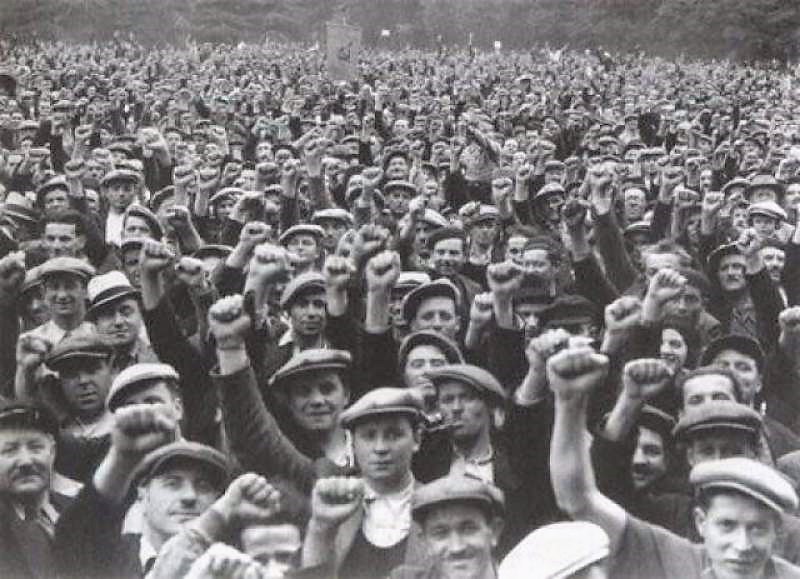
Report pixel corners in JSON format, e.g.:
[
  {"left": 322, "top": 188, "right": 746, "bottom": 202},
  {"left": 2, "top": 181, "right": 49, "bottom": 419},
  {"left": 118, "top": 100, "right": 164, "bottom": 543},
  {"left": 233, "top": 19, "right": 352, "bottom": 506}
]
[
  {"left": 86, "top": 271, "right": 156, "bottom": 373},
  {"left": 388, "top": 475, "right": 506, "bottom": 579},
  {"left": 102, "top": 168, "right": 142, "bottom": 247},
  {"left": 0, "top": 401, "right": 72, "bottom": 579},
  {"left": 302, "top": 387, "right": 427, "bottom": 578},
  {"left": 427, "top": 227, "right": 483, "bottom": 312},
  {"left": 548, "top": 346, "right": 800, "bottom": 578},
  {"left": 311, "top": 208, "right": 353, "bottom": 253},
  {"left": 43, "top": 334, "right": 115, "bottom": 438},
  {"left": 279, "top": 224, "right": 325, "bottom": 275},
  {"left": 54, "top": 403, "right": 273, "bottom": 579}
]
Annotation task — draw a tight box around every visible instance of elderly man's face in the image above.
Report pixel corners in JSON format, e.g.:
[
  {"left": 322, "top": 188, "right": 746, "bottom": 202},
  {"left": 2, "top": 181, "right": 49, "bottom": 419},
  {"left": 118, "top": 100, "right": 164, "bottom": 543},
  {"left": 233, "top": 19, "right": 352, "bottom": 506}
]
[
  {"left": 717, "top": 255, "right": 747, "bottom": 293},
  {"left": 760, "top": 246, "right": 785, "bottom": 283},
  {"left": 0, "top": 428, "right": 55, "bottom": 502},
  {"left": 437, "top": 381, "right": 491, "bottom": 445},
  {"left": 681, "top": 374, "right": 737, "bottom": 410},
  {"left": 712, "top": 349, "right": 760, "bottom": 406},
  {"left": 412, "top": 296, "right": 460, "bottom": 340},
  {"left": 422, "top": 503, "right": 501, "bottom": 579},
  {"left": 94, "top": 297, "right": 143, "bottom": 349},
  {"left": 58, "top": 358, "right": 112, "bottom": 420}
]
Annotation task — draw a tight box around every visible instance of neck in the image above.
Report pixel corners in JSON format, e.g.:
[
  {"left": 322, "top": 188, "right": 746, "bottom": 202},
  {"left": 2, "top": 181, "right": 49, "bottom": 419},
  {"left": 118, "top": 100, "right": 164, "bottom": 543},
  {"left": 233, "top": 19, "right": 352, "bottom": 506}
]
[
  {"left": 294, "top": 331, "right": 323, "bottom": 349},
  {"left": 454, "top": 425, "right": 493, "bottom": 461},
  {"left": 11, "top": 490, "right": 47, "bottom": 511},
  {"left": 726, "top": 288, "right": 749, "bottom": 304},
  {"left": 52, "top": 312, "right": 83, "bottom": 331},
  {"left": 368, "top": 470, "right": 413, "bottom": 496},
  {"left": 142, "top": 524, "right": 169, "bottom": 553}
]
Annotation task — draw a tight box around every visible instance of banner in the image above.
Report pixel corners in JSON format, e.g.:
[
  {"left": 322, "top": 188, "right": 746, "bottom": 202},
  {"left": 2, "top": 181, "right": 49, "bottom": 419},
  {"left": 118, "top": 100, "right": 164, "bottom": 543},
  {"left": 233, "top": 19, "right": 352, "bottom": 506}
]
[{"left": 326, "top": 21, "right": 362, "bottom": 81}]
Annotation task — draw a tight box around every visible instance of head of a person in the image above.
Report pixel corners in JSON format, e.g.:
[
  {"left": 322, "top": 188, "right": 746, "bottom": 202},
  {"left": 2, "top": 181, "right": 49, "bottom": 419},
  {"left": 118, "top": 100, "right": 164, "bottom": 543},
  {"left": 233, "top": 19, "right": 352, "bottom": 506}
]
[
  {"left": 412, "top": 476, "right": 505, "bottom": 579},
  {"left": 534, "top": 185, "right": 565, "bottom": 224},
  {"left": 521, "top": 238, "right": 560, "bottom": 283},
  {"left": 340, "top": 388, "right": 423, "bottom": 491},
  {"left": 42, "top": 210, "right": 87, "bottom": 259},
  {"left": 677, "top": 366, "right": 743, "bottom": 411},
  {"left": 661, "top": 268, "right": 710, "bottom": 329},
  {"left": 701, "top": 336, "right": 764, "bottom": 407},
  {"left": 279, "top": 225, "right": 323, "bottom": 268},
  {"left": 623, "top": 187, "right": 647, "bottom": 222},
  {"left": 107, "top": 363, "right": 184, "bottom": 422},
  {"left": 759, "top": 240, "right": 786, "bottom": 284},
  {"left": 280, "top": 273, "right": 327, "bottom": 338},
  {"left": 468, "top": 210, "right": 498, "bottom": 247},
  {"left": 0, "top": 402, "right": 58, "bottom": 506},
  {"left": 710, "top": 245, "right": 747, "bottom": 294},
  {"left": 271, "top": 350, "right": 351, "bottom": 435},
  {"left": 240, "top": 516, "right": 302, "bottom": 579},
  {"left": 390, "top": 273, "right": 431, "bottom": 330},
  {"left": 538, "top": 295, "right": 599, "bottom": 339},
  {"left": 504, "top": 233, "right": 530, "bottom": 266},
  {"left": 658, "top": 323, "right": 700, "bottom": 375},
  {"left": 38, "top": 181, "right": 70, "bottom": 214},
  {"left": 427, "top": 365, "right": 506, "bottom": 447},
  {"left": 675, "top": 400, "right": 761, "bottom": 469},
  {"left": 312, "top": 212, "right": 351, "bottom": 252},
  {"left": 384, "top": 181, "right": 417, "bottom": 216},
  {"left": 631, "top": 406, "right": 675, "bottom": 492},
  {"left": 122, "top": 205, "right": 162, "bottom": 241},
  {"left": 45, "top": 334, "right": 113, "bottom": 421},
  {"left": 87, "top": 271, "right": 143, "bottom": 349},
  {"left": 397, "top": 330, "right": 464, "bottom": 397},
  {"left": 103, "top": 172, "right": 140, "bottom": 213},
  {"left": 384, "top": 150, "right": 410, "bottom": 181},
  {"left": 39, "top": 257, "right": 94, "bottom": 321},
  {"left": 120, "top": 239, "right": 144, "bottom": 289},
  {"left": 429, "top": 228, "right": 468, "bottom": 277},
  {"left": 135, "top": 442, "right": 229, "bottom": 549},
  {"left": 784, "top": 180, "right": 800, "bottom": 220},
  {"left": 404, "top": 280, "right": 462, "bottom": 341},
  {"left": 640, "top": 241, "right": 693, "bottom": 281},
  {"left": 18, "top": 271, "right": 50, "bottom": 329},
  {"left": 691, "top": 458, "right": 797, "bottom": 579}
]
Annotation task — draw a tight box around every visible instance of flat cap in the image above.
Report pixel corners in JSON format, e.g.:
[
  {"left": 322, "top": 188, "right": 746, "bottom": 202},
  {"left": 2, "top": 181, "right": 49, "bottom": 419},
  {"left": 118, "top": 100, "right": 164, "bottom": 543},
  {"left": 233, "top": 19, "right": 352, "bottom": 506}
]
[
  {"left": 533, "top": 183, "right": 566, "bottom": 202},
  {"left": 402, "top": 279, "right": 461, "bottom": 325},
  {"left": 124, "top": 204, "right": 163, "bottom": 240},
  {"left": 412, "top": 475, "right": 505, "bottom": 523},
  {"left": 394, "top": 272, "right": 431, "bottom": 293},
  {"left": 690, "top": 457, "right": 798, "bottom": 513},
  {"left": 193, "top": 244, "right": 233, "bottom": 260},
  {"left": 39, "top": 257, "right": 95, "bottom": 281},
  {"left": 706, "top": 243, "right": 741, "bottom": 276},
  {"left": 311, "top": 208, "right": 354, "bottom": 226},
  {"left": 748, "top": 200, "right": 787, "bottom": 222},
  {"left": 397, "top": 330, "right": 464, "bottom": 373},
  {"left": 340, "top": 387, "right": 423, "bottom": 429},
  {"left": 107, "top": 363, "right": 180, "bottom": 411},
  {"left": 280, "top": 271, "right": 326, "bottom": 309},
  {"left": 722, "top": 177, "right": 751, "bottom": 196},
  {"left": 269, "top": 349, "right": 351, "bottom": 387},
  {"left": 278, "top": 224, "right": 324, "bottom": 245},
  {"left": 20, "top": 265, "right": 43, "bottom": 295},
  {"left": 638, "top": 405, "right": 677, "bottom": 442},
  {"left": 673, "top": 400, "right": 762, "bottom": 441},
  {"left": 426, "top": 364, "right": 506, "bottom": 405},
  {"left": 538, "top": 295, "right": 598, "bottom": 329},
  {"left": 87, "top": 270, "right": 138, "bottom": 317},
  {"left": 427, "top": 226, "right": 467, "bottom": 251},
  {"left": 417, "top": 209, "right": 448, "bottom": 229},
  {"left": 132, "top": 440, "right": 230, "bottom": 489},
  {"left": 101, "top": 168, "right": 141, "bottom": 187},
  {"left": 499, "top": 521, "right": 609, "bottom": 579},
  {"left": 45, "top": 333, "right": 113, "bottom": 370},
  {"left": 0, "top": 401, "right": 59, "bottom": 437},
  {"left": 700, "top": 334, "right": 765, "bottom": 373},
  {"left": 149, "top": 186, "right": 175, "bottom": 213},
  {"left": 746, "top": 174, "right": 784, "bottom": 199},
  {"left": 36, "top": 175, "right": 69, "bottom": 197}
]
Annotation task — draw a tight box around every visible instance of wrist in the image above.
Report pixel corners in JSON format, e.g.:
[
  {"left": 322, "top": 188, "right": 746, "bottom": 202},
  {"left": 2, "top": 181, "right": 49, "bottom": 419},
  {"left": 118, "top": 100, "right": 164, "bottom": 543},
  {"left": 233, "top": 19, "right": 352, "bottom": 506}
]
[{"left": 217, "top": 346, "right": 249, "bottom": 375}]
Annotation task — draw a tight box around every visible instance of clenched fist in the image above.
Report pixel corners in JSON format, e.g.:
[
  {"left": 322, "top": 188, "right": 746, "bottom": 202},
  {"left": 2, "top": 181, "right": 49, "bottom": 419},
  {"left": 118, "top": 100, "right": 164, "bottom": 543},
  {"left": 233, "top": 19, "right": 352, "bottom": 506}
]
[
  {"left": 310, "top": 477, "right": 365, "bottom": 530},
  {"left": 622, "top": 358, "right": 672, "bottom": 401},
  {"left": 547, "top": 347, "right": 609, "bottom": 401},
  {"left": 208, "top": 294, "right": 251, "bottom": 351}
]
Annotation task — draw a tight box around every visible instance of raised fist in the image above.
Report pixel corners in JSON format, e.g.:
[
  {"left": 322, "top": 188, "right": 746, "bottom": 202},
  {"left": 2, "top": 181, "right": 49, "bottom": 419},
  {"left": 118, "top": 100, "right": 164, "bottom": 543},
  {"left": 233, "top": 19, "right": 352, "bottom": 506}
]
[
  {"left": 64, "top": 159, "right": 85, "bottom": 181},
  {"left": 165, "top": 205, "right": 192, "bottom": 231},
  {"left": 311, "top": 477, "right": 365, "bottom": 530},
  {"left": 525, "top": 328, "right": 571, "bottom": 367},
  {"left": 238, "top": 221, "right": 271, "bottom": 248},
  {"left": 248, "top": 243, "right": 291, "bottom": 285},
  {"left": 16, "top": 335, "right": 52, "bottom": 372},
  {"left": 604, "top": 296, "right": 642, "bottom": 334},
  {"left": 516, "top": 163, "right": 533, "bottom": 183},
  {"left": 736, "top": 227, "right": 762, "bottom": 257},
  {"left": 702, "top": 191, "right": 725, "bottom": 215},
  {"left": 491, "top": 176, "right": 514, "bottom": 205},
  {"left": 214, "top": 473, "right": 282, "bottom": 526},
  {"left": 645, "top": 268, "right": 685, "bottom": 305},
  {"left": 353, "top": 224, "right": 389, "bottom": 262},
  {"left": 111, "top": 403, "right": 178, "bottom": 458},
  {"left": 208, "top": 294, "right": 251, "bottom": 350},
  {"left": 185, "top": 544, "right": 259, "bottom": 579},
  {"left": 175, "top": 256, "right": 207, "bottom": 290},
  {"left": 366, "top": 250, "right": 401, "bottom": 292},
  {"left": 0, "top": 252, "right": 26, "bottom": 295},
  {"left": 487, "top": 261, "right": 524, "bottom": 299},
  {"left": 323, "top": 255, "right": 354, "bottom": 292},
  {"left": 173, "top": 165, "right": 196, "bottom": 189},
  {"left": 74, "top": 124, "right": 94, "bottom": 143},
  {"left": 139, "top": 239, "right": 176, "bottom": 275},
  {"left": 562, "top": 198, "right": 590, "bottom": 232},
  {"left": 469, "top": 292, "right": 495, "bottom": 326},
  {"left": 622, "top": 358, "right": 672, "bottom": 401},
  {"left": 408, "top": 196, "right": 427, "bottom": 219},
  {"left": 547, "top": 347, "right": 609, "bottom": 401},
  {"left": 361, "top": 167, "right": 383, "bottom": 190}
]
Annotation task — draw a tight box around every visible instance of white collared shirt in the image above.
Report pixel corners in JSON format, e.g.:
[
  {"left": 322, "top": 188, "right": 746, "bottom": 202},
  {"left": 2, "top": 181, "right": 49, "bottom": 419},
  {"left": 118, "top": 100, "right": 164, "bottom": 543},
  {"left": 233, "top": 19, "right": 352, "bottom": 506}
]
[
  {"left": 139, "top": 534, "right": 158, "bottom": 577},
  {"left": 362, "top": 478, "right": 414, "bottom": 548}
]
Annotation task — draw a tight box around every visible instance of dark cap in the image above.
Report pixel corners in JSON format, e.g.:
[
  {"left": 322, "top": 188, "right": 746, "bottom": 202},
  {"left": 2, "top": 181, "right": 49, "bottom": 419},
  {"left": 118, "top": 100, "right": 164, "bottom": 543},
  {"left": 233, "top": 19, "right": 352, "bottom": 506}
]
[
  {"left": 426, "top": 226, "right": 467, "bottom": 251},
  {"left": 39, "top": 257, "right": 96, "bottom": 281},
  {"left": 340, "top": 387, "right": 423, "bottom": 429},
  {"left": 401, "top": 279, "right": 461, "bottom": 325},
  {"left": 45, "top": 333, "right": 113, "bottom": 371},
  {"left": 132, "top": 440, "right": 231, "bottom": 489},
  {"left": 280, "top": 272, "right": 326, "bottom": 309},
  {"left": 700, "top": 334, "right": 765, "bottom": 373},
  {"left": 269, "top": 349, "right": 351, "bottom": 388},
  {"left": 537, "top": 295, "right": 598, "bottom": 329},
  {"left": 672, "top": 400, "right": 762, "bottom": 441},
  {"left": 397, "top": 330, "right": 464, "bottom": 373},
  {"left": 0, "top": 401, "right": 59, "bottom": 437},
  {"left": 107, "top": 363, "right": 180, "bottom": 411},
  {"left": 412, "top": 475, "right": 505, "bottom": 523}
]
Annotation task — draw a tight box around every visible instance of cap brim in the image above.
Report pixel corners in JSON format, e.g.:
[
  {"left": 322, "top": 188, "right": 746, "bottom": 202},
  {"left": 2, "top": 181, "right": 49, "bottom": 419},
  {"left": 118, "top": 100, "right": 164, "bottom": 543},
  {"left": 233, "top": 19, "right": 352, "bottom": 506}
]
[
  {"left": 697, "top": 480, "right": 784, "bottom": 513},
  {"left": 270, "top": 362, "right": 349, "bottom": 387},
  {"left": 87, "top": 288, "right": 140, "bottom": 318},
  {"left": 341, "top": 406, "right": 421, "bottom": 429}
]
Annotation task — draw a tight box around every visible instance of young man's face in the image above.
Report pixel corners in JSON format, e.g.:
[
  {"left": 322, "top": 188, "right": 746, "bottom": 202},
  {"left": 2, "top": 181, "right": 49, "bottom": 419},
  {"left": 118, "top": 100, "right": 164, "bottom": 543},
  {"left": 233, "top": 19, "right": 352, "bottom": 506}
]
[
  {"left": 686, "top": 431, "right": 755, "bottom": 466},
  {"left": 121, "top": 249, "right": 142, "bottom": 289},
  {"left": 422, "top": 503, "right": 501, "bottom": 579},
  {"left": 522, "top": 248, "right": 556, "bottom": 281},
  {"left": 287, "top": 290, "right": 326, "bottom": 337},
  {"left": 711, "top": 350, "right": 760, "bottom": 406},
  {"left": 105, "top": 180, "right": 137, "bottom": 212},
  {"left": 352, "top": 415, "right": 419, "bottom": 488},
  {"left": 695, "top": 493, "right": 778, "bottom": 579},
  {"left": 412, "top": 296, "right": 460, "bottom": 340},
  {"left": 43, "top": 189, "right": 70, "bottom": 214},
  {"left": 504, "top": 235, "right": 528, "bottom": 266},
  {"left": 0, "top": 428, "right": 55, "bottom": 502},
  {"left": 284, "top": 372, "right": 349, "bottom": 433},
  {"left": 437, "top": 381, "right": 491, "bottom": 445},
  {"left": 662, "top": 284, "right": 703, "bottom": 327},
  {"left": 403, "top": 344, "right": 447, "bottom": 390},
  {"left": 659, "top": 328, "right": 688, "bottom": 374},
  {"left": 681, "top": 374, "right": 737, "bottom": 409},
  {"left": 624, "top": 189, "right": 646, "bottom": 222},
  {"left": 44, "top": 222, "right": 83, "bottom": 258},
  {"left": 760, "top": 246, "right": 785, "bottom": 283},
  {"left": 58, "top": 358, "right": 112, "bottom": 419},
  {"left": 240, "top": 524, "right": 301, "bottom": 577},
  {"left": 317, "top": 219, "right": 348, "bottom": 251},
  {"left": 631, "top": 426, "right": 667, "bottom": 491},
  {"left": 123, "top": 215, "right": 155, "bottom": 240},
  {"left": 116, "top": 381, "right": 184, "bottom": 422},
  {"left": 431, "top": 238, "right": 466, "bottom": 277},
  {"left": 139, "top": 463, "right": 222, "bottom": 545},
  {"left": 43, "top": 273, "right": 86, "bottom": 318},
  {"left": 751, "top": 215, "right": 777, "bottom": 239},
  {"left": 285, "top": 234, "right": 320, "bottom": 266},
  {"left": 93, "top": 297, "right": 143, "bottom": 349}
]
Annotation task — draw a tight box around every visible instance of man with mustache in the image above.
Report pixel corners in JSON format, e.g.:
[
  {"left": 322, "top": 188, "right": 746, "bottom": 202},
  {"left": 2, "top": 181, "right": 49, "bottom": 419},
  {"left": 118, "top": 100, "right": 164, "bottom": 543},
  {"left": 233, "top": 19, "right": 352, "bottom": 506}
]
[{"left": 0, "top": 401, "right": 71, "bottom": 579}]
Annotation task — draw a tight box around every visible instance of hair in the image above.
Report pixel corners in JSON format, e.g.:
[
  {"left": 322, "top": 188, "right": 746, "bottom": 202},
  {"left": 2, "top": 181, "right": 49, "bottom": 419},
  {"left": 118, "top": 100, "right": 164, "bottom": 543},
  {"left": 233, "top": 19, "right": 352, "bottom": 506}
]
[
  {"left": 640, "top": 240, "right": 693, "bottom": 268},
  {"left": 676, "top": 366, "right": 743, "bottom": 403},
  {"left": 660, "top": 322, "right": 702, "bottom": 370},
  {"left": 41, "top": 209, "right": 87, "bottom": 238}
]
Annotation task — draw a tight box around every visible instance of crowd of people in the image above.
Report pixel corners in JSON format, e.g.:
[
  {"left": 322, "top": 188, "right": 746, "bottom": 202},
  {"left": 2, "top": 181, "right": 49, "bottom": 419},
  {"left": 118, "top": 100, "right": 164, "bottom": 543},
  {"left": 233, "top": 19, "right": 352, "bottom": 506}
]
[{"left": 1, "top": 35, "right": 800, "bottom": 578}]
